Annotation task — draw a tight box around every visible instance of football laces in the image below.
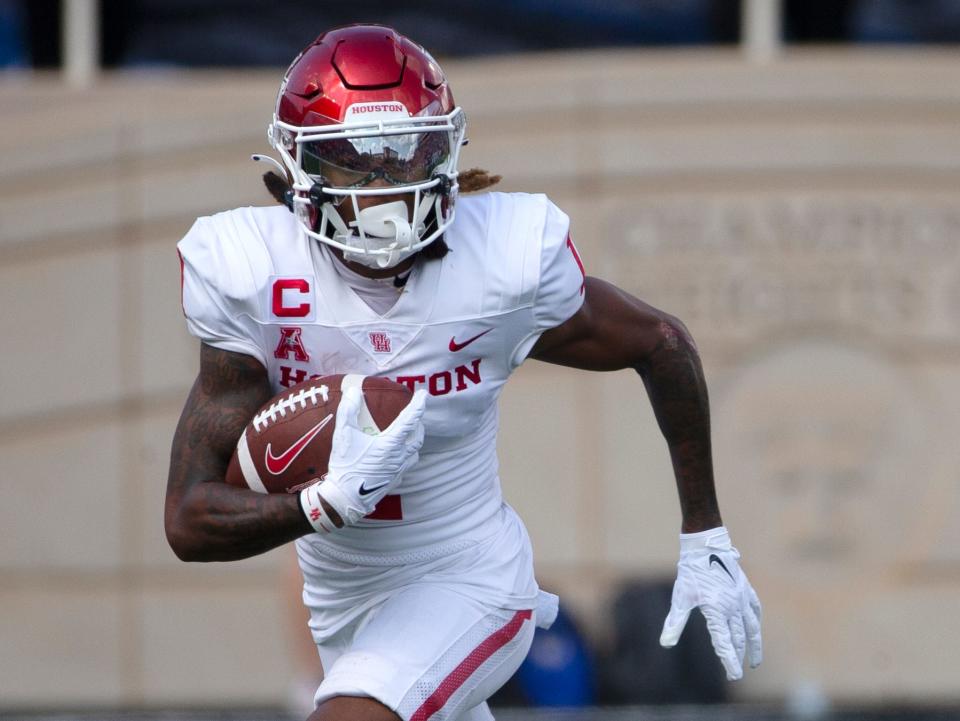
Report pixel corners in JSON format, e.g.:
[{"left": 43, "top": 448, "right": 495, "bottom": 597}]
[{"left": 253, "top": 384, "right": 330, "bottom": 432}]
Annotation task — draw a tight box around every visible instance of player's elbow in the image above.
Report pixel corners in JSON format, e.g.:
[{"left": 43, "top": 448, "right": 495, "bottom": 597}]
[
  {"left": 165, "top": 524, "right": 196, "bottom": 562},
  {"left": 635, "top": 313, "right": 700, "bottom": 372},
  {"left": 661, "top": 314, "right": 698, "bottom": 356},
  {"left": 164, "top": 510, "right": 209, "bottom": 562}
]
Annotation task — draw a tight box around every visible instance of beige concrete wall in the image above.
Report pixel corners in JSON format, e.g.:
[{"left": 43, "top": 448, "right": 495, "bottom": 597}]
[{"left": 2, "top": 48, "right": 960, "bottom": 708}]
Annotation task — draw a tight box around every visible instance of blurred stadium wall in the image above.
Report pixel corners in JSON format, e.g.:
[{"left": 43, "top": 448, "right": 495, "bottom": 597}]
[{"left": 2, "top": 46, "right": 960, "bottom": 710}]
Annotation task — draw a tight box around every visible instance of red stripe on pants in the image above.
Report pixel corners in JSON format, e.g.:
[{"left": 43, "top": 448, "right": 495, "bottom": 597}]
[{"left": 410, "top": 609, "right": 533, "bottom": 721}]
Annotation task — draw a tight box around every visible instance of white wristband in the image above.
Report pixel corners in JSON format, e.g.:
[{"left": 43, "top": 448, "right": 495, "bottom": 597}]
[
  {"left": 299, "top": 483, "right": 338, "bottom": 534},
  {"left": 679, "top": 525, "right": 731, "bottom": 551}
]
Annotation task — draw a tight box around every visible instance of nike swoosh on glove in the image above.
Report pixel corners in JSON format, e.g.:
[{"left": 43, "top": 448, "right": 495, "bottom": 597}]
[
  {"left": 302, "top": 387, "right": 426, "bottom": 530},
  {"left": 659, "top": 526, "right": 763, "bottom": 681}
]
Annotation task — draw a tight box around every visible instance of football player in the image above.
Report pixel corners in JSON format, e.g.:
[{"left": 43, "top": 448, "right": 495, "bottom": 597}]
[{"left": 166, "top": 24, "right": 762, "bottom": 721}]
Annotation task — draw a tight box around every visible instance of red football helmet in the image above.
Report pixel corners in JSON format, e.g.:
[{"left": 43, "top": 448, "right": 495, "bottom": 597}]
[{"left": 264, "top": 25, "right": 466, "bottom": 268}]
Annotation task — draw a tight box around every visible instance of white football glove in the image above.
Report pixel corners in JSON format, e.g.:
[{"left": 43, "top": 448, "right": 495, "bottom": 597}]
[
  {"left": 300, "top": 388, "right": 426, "bottom": 532},
  {"left": 659, "top": 526, "right": 763, "bottom": 681}
]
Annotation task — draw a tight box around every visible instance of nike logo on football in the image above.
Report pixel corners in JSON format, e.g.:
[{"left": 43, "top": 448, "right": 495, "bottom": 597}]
[
  {"left": 264, "top": 414, "right": 333, "bottom": 475},
  {"left": 449, "top": 328, "right": 491, "bottom": 352},
  {"left": 708, "top": 553, "right": 735, "bottom": 581},
  {"left": 357, "top": 479, "right": 390, "bottom": 496}
]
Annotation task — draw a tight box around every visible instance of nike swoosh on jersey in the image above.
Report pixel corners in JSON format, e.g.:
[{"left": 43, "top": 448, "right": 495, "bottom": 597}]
[
  {"left": 449, "top": 328, "right": 492, "bottom": 352},
  {"left": 264, "top": 414, "right": 333, "bottom": 475}
]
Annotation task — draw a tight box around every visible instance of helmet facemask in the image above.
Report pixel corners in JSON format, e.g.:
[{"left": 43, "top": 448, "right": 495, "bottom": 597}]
[{"left": 270, "top": 105, "right": 466, "bottom": 269}]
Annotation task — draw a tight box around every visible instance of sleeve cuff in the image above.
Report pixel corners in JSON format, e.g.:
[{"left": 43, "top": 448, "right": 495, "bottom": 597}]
[{"left": 679, "top": 526, "right": 730, "bottom": 551}]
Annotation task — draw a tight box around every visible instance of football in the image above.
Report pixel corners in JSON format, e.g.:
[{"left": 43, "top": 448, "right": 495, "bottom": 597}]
[{"left": 225, "top": 374, "right": 413, "bottom": 494}]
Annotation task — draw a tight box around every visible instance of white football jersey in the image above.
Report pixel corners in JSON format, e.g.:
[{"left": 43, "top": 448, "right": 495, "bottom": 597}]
[{"left": 178, "top": 193, "right": 584, "bottom": 614}]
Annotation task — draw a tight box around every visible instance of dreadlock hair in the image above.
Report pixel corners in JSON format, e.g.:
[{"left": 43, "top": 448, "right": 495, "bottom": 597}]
[
  {"left": 457, "top": 168, "right": 501, "bottom": 193},
  {"left": 260, "top": 168, "right": 501, "bottom": 260},
  {"left": 262, "top": 171, "right": 294, "bottom": 210}
]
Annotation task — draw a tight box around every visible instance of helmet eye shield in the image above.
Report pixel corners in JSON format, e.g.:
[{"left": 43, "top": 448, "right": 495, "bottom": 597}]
[{"left": 302, "top": 129, "right": 450, "bottom": 188}]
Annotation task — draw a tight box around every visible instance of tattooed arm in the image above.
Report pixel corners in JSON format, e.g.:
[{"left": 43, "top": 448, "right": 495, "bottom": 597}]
[
  {"left": 531, "top": 278, "right": 762, "bottom": 680},
  {"left": 530, "top": 277, "right": 721, "bottom": 532},
  {"left": 165, "top": 343, "right": 314, "bottom": 561}
]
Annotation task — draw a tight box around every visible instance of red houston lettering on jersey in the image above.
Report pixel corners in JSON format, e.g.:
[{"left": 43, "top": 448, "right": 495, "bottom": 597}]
[
  {"left": 566, "top": 235, "right": 585, "bottom": 295},
  {"left": 396, "top": 359, "right": 482, "bottom": 395},
  {"left": 277, "top": 359, "right": 483, "bottom": 396},
  {"left": 430, "top": 372, "right": 452, "bottom": 395},
  {"left": 272, "top": 278, "right": 311, "bottom": 317},
  {"left": 274, "top": 327, "right": 310, "bottom": 361},
  {"left": 394, "top": 374, "right": 427, "bottom": 392},
  {"left": 454, "top": 359, "right": 481, "bottom": 390}
]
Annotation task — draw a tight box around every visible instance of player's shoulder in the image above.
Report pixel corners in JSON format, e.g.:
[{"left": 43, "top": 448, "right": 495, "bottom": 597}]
[
  {"left": 457, "top": 191, "right": 564, "bottom": 225},
  {"left": 179, "top": 205, "right": 301, "bottom": 266},
  {"left": 453, "top": 192, "right": 568, "bottom": 252},
  {"left": 436, "top": 192, "right": 571, "bottom": 314},
  {"left": 178, "top": 205, "right": 303, "bottom": 301},
  {"left": 180, "top": 205, "right": 298, "bottom": 253}
]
